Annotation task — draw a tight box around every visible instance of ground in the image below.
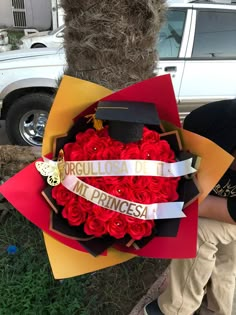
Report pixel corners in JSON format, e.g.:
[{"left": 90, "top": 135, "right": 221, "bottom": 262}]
[{"left": 0, "top": 208, "right": 169, "bottom": 315}]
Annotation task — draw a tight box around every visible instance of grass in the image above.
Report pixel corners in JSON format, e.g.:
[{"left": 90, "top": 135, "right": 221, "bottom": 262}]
[
  {"left": 0, "top": 211, "right": 88, "bottom": 315},
  {"left": 0, "top": 209, "right": 169, "bottom": 315}
]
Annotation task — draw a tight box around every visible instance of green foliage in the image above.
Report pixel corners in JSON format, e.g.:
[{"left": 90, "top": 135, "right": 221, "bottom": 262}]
[
  {"left": 7, "top": 31, "right": 24, "bottom": 50},
  {"left": 0, "top": 212, "right": 88, "bottom": 315}
]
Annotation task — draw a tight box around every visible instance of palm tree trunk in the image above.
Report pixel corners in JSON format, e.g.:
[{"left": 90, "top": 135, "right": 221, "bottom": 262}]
[{"left": 61, "top": 0, "right": 166, "bottom": 90}]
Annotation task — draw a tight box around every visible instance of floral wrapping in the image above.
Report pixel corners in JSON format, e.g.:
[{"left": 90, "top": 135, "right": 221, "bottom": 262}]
[{"left": 0, "top": 74, "right": 232, "bottom": 278}]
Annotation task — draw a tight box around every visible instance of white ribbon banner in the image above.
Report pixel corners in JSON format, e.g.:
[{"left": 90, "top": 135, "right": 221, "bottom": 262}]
[
  {"left": 64, "top": 158, "right": 196, "bottom": 177},
  {"left": 61, "top": 175, "right": 185, "bottom": 220}
]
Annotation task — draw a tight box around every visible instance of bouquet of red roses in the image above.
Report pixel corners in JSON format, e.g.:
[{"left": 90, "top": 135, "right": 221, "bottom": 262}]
[
  {"left": 38, "top": 95, "right": 198, "bottom": 257},
  {"left": 52, "top": 125, "right": 179, "bottom": 241},
  {"left": 0, "top": 74, "right": 232, "bottom": 278}
]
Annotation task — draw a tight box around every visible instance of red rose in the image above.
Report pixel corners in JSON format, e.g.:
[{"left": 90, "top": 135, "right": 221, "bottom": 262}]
[
  {"left": 140, "top": 142, "right": 163, "bottom": 160},
  {"left": 102, "top": 176, "right": 124, "bottom": 187},
  {"left": 106, "top": 213, "right": 128, "bottom": 239},
  {"left": 147, "top": 177, "right": 179, "bottom": 202},
  {"left": 107, "top": 181, "right": 133, "bottom": 200},
  {"left": 158, "top": 140, "right": 176, "bottom": 162},
  {"left": 84, "top": 215, "right": 106, "bottom": 237},
  {"left": 149, "top": 177, "right": 165, "bottom": 193},
  {"left": 120, "top": 143, "right": 141, "bottom": 159},
  {"left": 142, "top": 127, "right": 160, "bottom": 143},
  {"left": 52, "top": 184, "right": 75, "bottom": 206},
  {"left": 77, "top": 196, "right": 93, "bottom": 214},
  {"left": 131, "top": 188, "right": 155, "bottom": 204},
  {"left": 130, "top": 175, "right": 152, "bottom": 189},
  {"left": 64, "top": 142, "right": 85, "bottom": 161},
  {"left": 96, "top": 140, "right": 124, "bottom": 160},
  {"left": 158, "top": 178, "right": 180, "bottom": 202},
  {"left": 76, "top": 128, "right": 96, "bottom": 145},
  {"left": 84, "top": 136, "right": 110, "bottom": 160},
  {"left": 62, "top": 198, "right": 87, "bottom": 226},
  {"left": 92, "top": 205, "right": 116, "bottom": 222},
  {"left": 126, "top": 217, "right": 155, "bottom": 240}
]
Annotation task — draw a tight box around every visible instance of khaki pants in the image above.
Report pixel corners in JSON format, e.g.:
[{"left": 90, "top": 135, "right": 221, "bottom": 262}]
[{"left": 158, "top": 218, "right": 236, "bottom": 315}]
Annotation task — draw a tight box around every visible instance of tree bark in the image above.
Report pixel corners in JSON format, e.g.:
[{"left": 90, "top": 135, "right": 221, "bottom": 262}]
[{"left": 61, "top": 0, "right": 166, "bottom": 90}]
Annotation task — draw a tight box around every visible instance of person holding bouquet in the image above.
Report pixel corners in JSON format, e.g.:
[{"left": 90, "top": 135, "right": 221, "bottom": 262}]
[{"left": 144, "top": 99, "right": 236, "bottom": 315}]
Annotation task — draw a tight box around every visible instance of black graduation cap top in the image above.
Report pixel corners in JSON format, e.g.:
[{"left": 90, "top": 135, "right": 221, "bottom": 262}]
[{"left": 95, "top": 100, "right": 160, "bottom": 143}]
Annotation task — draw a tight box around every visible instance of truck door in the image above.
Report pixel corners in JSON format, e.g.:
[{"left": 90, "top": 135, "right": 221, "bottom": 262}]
[
  {"left": 156, "top": 7, "right": 192, "bottom": 119},
  {"left": 179, "top": 8, "right": 236, "bottom": 119}
]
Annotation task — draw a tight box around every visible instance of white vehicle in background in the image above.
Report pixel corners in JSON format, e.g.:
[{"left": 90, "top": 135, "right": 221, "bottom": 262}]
[
  {"left": 157, "top": 0, "right": 236, "bottom": 121},
  {"left": 1, "top": 0, "right": 236, "bottom": 146},
  {"left": 0, "top": 30, "right": 11, "bottom": 53},
  {"left": 18, "top": 25, "right": 65, "bottom": 49},
  {"left": 0, "top": 48, "right": 65, "bottom": 146}
]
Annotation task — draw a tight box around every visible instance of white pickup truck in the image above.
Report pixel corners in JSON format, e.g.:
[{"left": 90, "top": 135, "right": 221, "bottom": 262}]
[
  {"left": 1, "top": 0, "right": 236, "bottom": 146},
  {"left": 0, "top": 48, "right": 65, "bottom": 146}
]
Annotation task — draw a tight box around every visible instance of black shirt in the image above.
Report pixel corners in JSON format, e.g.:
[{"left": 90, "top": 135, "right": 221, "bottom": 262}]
[
  {"left": 183, "top": 99, "right": 236, "bottom": 221},
  {"left": 210, "top": 168, "right": 236, "bottom": 221},
  {"left": 212, "top": 169, "right": 236, "bottom": 199}
]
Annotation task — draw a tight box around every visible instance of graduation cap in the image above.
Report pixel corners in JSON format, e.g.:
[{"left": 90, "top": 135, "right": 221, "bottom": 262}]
[{"left": 95, "top": 100, "right": 160, "bottom": 143}]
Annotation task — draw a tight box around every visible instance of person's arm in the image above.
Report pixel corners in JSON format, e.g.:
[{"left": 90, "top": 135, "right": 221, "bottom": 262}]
[{"left": 198, "top": 195, "right": 236, "bottom": 224}]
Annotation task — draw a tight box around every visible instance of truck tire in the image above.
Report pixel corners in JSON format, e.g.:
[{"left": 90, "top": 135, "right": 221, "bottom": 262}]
[
  {"left": 32, "top": 43, "right": 46, "bottom": 48},
  {"left": 5, "top": 93, "right": 54, "bottom": 146}
]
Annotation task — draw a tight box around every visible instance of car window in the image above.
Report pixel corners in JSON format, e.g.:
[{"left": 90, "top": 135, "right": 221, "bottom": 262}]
[
  {"left": 158, "top": 9, "right": 186, "bottom": 58},
  {"left": 192, "top": 10, "right": 236, "bottom": 58},
  {"left": 49, "top": 25, "right": 65, "bottom": 35}
]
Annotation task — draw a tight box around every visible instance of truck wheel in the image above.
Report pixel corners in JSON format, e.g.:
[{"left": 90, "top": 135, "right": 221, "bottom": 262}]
[
  {"left": 32, "top": 43, "right": 46, "bottom": 48},
  {"left": 5, "top": 93, "right": 54, "bottom": 146}
]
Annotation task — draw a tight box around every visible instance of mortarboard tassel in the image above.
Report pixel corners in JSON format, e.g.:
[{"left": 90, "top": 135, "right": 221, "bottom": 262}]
[{"left": 85, "top": 113, "right": 104, "bottom": 131}]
